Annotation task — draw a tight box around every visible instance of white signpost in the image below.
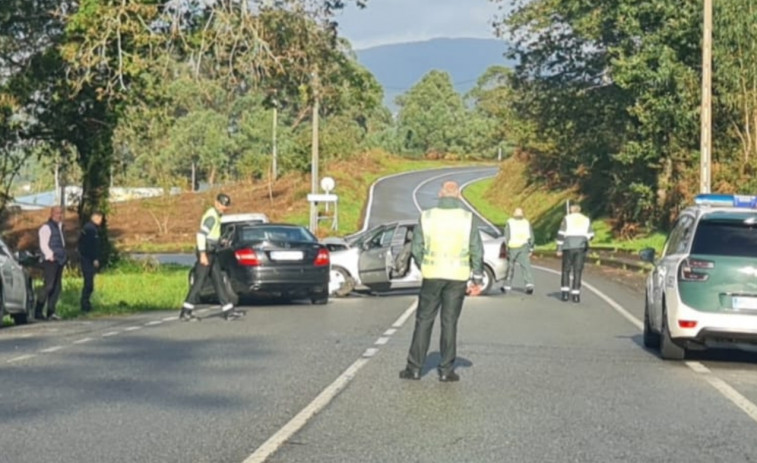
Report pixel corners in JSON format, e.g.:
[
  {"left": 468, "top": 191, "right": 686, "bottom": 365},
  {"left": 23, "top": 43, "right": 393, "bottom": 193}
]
[{"left": 307, "top": 176, "right": 338, "bottom": 231}]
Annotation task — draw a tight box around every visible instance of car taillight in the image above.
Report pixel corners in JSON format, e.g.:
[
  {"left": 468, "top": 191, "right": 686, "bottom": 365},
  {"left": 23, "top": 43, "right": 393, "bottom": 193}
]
[
  {"left": 314, "top": 248, "right": 330, "bottom": 267},
  {"left": 499, "top": 243, "right": 507, "bottom": 259},
  {"left": 678, "top": 320, "right": 698, "bottom": 329},
  {"left": 235, "top": 248, "right": 260, "bottom": 266},
  {"left": 679, "top": 258, "right": 714, "bottom": 281}
]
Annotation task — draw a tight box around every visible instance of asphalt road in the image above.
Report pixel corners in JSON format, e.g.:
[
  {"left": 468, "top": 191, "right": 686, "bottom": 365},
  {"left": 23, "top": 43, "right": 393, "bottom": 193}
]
[{"left": 3, "top": 165, "right": 757, "bottom": 463}]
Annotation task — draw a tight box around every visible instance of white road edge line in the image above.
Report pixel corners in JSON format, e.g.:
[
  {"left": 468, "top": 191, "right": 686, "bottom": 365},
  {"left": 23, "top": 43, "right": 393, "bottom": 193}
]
[
  {"left": 145, "top": 320, "right": 163, "bottom": 326},
  {"left": 534, "top": 264, "right": 757, "bottom": 427},
  {"left": 39, "top": 346, "right": 64, "bottom": 353},
  {"left": 243, "top": 300, "right": 419, "bottom": 463}
]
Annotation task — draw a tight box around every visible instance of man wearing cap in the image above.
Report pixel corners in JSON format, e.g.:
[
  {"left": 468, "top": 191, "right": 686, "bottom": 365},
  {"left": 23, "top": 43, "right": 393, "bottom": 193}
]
[
  {"left": 180, "top": 193, "right": 242, "bottom": 321},
  {"left": 399, "top": 180, "right": 484, "bottom": 383},
  {"left": 501, "top": 207, "right": 535, "bottom": 295},
  {"left": 556, "top": 204, "right": 594, "bottom": 303}
]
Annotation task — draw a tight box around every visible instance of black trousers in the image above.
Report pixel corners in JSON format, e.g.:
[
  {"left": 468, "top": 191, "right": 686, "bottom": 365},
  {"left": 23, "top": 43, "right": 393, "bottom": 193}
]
[
  {"left": 561, "top": 248, "right": 587, "bottom": 293},
  {"left": 36, "top": 260, "right": 64, "bottom": 317},
  {"left": 406, "top": 279, "right": 467, "bottom": 375},
  {"left": 184, "top": 252, "right": 232, "bottom": 307},
  {"left": 81, "top": 258, "right": 96, "bottom": 312}
]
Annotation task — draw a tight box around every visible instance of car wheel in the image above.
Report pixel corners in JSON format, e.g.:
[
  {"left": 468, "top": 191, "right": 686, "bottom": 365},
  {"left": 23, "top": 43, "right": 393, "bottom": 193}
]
[
  {"left": 480, "top": 266, "right": 494, "bottom": 295},
  {"left": 660, "top": 309, "right": 686, "bottom": 360},
  {"left": 311, "top": 295, "right": 329, "bottom": 305},
  {"left": 642, "top": 297, "right": 660, "bottom": 349},
  {"left": 222, "top": 272, "right": 239, "bottom": 306},
  {"left": 329, "top": 266, "right": 355, "bottom": 297}
]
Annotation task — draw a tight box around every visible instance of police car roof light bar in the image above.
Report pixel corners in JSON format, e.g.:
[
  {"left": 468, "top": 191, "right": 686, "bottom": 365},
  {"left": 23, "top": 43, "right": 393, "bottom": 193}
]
[{"left": 694, "top": 193, "right": 757, "bottom": 208}]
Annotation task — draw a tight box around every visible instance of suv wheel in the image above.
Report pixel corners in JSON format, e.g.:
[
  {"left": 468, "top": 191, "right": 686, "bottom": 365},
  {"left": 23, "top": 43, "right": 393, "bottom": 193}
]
[
  {"left": 643, "top": 297, "right": 660, "bottom": 349},
  {"left": 660, "top": 309, "right": 686, "bottom": 360}
]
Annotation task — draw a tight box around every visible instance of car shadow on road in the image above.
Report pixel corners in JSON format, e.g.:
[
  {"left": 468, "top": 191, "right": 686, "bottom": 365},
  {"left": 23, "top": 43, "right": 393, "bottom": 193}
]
[{"left": 627, "top": 333, "right": 757, "bottom": 365}]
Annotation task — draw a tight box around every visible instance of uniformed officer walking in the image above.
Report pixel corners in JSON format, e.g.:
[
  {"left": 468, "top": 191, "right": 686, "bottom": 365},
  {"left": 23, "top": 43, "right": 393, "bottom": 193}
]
[
  {"left": 501, "top": 207, "right": 535, "bottom": 295},
  {"left": 556, "top": 204, "right": 594, "bottom": 302},
  {"left": 180, "top": 193, "right": 242, "bottom": 321},
  {"left": 399, "top": 181, "right": 484, "bottom": 382}
]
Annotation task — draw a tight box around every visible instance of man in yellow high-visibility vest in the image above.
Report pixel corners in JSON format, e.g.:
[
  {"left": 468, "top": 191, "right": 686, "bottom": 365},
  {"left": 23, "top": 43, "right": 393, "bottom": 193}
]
[
  {"left": 399, "top": 181, "right": 484, "bottom": 383},
  {"left": 180, "top": 193, "right": 241, "bottom": 321},
  {"left": 556, "top": 204, "right": 594, "bottom": 303},
  {"left": 501, "top": 207, "right": 535, "bottom": 295}
]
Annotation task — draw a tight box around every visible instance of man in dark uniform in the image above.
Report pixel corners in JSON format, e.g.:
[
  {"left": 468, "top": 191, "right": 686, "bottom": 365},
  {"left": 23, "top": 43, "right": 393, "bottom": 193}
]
[
  {"left": 78, "top": 210, "right": 103, "bottom": 313},
  {"left": 180, "top": 193, "right": 242, "bottom": 321},
  {"left": 556, "top": 204, "right": 594, "bottom": 303},
  {"left": 399, "top": 181, "right": 484, "bottom": 382},
  {"left": 35, "top": 206, "right": 67, "bottom": 321}
]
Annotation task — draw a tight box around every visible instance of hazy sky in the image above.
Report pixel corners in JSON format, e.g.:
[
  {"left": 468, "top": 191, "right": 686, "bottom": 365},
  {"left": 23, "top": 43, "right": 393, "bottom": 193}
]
[{"left": 334, "top": 0, "right": 507, "bottom": 50}]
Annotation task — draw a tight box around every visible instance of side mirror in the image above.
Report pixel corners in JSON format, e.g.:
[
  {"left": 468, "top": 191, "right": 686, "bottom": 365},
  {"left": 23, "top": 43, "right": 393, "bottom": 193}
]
[{"left": 639, "top": 247, "right": 656, "bottom": 263}]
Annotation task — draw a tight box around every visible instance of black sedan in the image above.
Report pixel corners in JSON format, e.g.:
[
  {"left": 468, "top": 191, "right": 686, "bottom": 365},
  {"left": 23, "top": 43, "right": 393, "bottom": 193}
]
[{"left": 190, "top": 223, "right": 331, "bottom": 304}]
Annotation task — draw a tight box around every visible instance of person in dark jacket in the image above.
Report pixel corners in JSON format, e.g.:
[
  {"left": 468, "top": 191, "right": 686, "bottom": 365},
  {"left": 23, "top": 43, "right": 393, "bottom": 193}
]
[
  {"left": 78, "top": 211, "right": 103, "bottom": 313},
  {"left": 35, "top": 206, "right": 67, "bottom": 321}
]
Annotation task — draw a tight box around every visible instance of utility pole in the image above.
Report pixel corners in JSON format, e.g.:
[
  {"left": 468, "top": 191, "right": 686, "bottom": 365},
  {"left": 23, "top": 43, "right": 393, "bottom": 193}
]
[
  {"left": 700, "top": 0, "right": 712, "bottom": 194},
  {"left": 309, "top": 70, "right": 320, "bottom": 233},
  {"left": 272, "top": 103, "right": 278, "bottom": 181}
]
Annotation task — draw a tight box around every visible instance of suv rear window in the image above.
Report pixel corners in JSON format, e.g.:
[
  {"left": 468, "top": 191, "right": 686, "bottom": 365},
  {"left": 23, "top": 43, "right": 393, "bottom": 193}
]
[{"left": 691, "top": 217, "right": 757, "bottom": 257}]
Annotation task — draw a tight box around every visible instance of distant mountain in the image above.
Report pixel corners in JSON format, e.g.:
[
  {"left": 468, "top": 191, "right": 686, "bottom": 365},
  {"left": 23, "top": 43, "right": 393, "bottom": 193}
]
[{"left": 354, "top": 37, "right": 515, "bottom": 112}]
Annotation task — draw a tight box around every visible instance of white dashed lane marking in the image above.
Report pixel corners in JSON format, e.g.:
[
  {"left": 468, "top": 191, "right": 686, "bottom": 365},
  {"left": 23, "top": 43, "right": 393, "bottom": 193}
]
[
  {"left": 74, "top": 337, "right": 93, "bottom": 344},
  {"left": 7, "top": 354, "right": 36, "bottom": 363},
  {"left": 39, "top": 346, "right": 64, "bottom": 353},
  {"left": 102, "top": 331, "right": 119, "bottom": 337},
  {"left": 145, "top": 320, "right": 163, "bottom": 326},
  {"left": 124, "top": 326, "right": 142, "bottom": 332}
]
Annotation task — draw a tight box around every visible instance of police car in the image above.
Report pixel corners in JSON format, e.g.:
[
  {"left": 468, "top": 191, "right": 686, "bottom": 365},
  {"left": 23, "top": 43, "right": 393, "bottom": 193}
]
[{"left": 640, "top": 194, "right": 757, "bottom": 359}]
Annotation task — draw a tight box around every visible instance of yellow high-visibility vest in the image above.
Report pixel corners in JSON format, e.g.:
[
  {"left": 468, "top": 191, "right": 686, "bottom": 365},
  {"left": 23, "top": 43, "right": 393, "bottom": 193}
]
[
  {"left": 197, "top": 207, "right": 222, "bottom": 251},
  {"left": 507, "top": 218, "right": 531, "bottom": 248},
  {"left": 420, "top": 208, "right": 472, "bottom": 281},
  {"left": 565, "top": 213, "right": 591, "bottom": 237}
]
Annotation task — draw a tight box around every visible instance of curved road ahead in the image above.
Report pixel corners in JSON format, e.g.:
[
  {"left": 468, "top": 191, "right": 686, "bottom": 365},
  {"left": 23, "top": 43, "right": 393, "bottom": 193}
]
[{"left": 2, "top": 166, "right": 757, "bottom": 463}]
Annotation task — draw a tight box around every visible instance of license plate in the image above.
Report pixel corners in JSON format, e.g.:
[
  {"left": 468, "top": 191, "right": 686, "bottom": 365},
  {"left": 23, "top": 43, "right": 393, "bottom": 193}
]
[
  {"left": 733, "top": 296, "right": 757, "bottom": 310},
  {"left": 270, "top": 251, "right": 303, "bottom": 261}
]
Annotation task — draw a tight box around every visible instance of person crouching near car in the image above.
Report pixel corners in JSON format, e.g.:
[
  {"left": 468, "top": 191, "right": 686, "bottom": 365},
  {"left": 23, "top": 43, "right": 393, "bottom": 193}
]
[
  {"left": 398, "top": 180, "right": 485, "bottom": 383},
  {"left": 180, "top": 193, "right": 242, "bottom": 322},
  {"left": 35, "top": 206, "right": 67, "bottom": 321}
]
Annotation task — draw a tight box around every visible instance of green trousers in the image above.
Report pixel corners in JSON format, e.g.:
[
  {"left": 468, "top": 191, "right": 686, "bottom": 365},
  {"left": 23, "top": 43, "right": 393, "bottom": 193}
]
[
  {"left": 504, "top": 245, "right": 534, "bottom": 288},
  {"left": 405, "top": 279, "right": 467, "bottom": 375}
]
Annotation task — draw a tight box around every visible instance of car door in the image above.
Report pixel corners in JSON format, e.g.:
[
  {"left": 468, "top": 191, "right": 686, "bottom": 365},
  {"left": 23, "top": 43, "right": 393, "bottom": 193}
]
[
  {"left": 650, "top": 214, "right": 694, "bottom": 330},
  {"left": 358, "top": 225, "right": 395, "bottom": 286},
  {"left": 0, "top": 239, "right": 22, "bottom": 308}
]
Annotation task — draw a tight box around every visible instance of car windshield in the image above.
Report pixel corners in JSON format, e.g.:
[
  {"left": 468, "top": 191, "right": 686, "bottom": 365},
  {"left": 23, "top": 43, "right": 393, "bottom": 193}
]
[
  {"left": 690, "top": 216, "right": 757, "bottom": 257},
  {"left": 239, "top": 225, "right": 316, "bottom": 243}
]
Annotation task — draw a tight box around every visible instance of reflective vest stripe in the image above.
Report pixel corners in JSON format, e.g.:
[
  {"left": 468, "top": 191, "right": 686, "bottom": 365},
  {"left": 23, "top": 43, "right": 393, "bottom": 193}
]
[
  {"left": 507, "top": 218, "right": 531, "bottom": 248},
  {"left": 420, "top": 208, "right": 473, "bottom": 281}
]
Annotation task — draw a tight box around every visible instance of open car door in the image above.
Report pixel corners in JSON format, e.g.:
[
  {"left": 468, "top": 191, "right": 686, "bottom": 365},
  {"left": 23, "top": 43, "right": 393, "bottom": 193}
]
[{"left": 357, "top": 225, "right": 395, "bottom": 288}]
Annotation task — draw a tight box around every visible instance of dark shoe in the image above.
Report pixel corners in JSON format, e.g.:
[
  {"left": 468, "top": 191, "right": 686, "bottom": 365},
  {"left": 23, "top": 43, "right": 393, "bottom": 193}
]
[
  {"left": 561, "top": 292, "right": 569, "bottom": 302},
  {"left": 399, "top": 368, "right": 421, "bottom": 380},
  {"left": 439, "top": 371, "right": 460, "bottom": 382},
  {"left": 500, "top": 286, "right": 510, "bottom": 294},
  {"left": 47, "top": 314, "right": 61, "bottom": 321},
  {"left": 572, "top": 294, "right": 580, "bottom": 303},
  {"left": 525, "top": 287, "right": 534, "bottom": 295}
]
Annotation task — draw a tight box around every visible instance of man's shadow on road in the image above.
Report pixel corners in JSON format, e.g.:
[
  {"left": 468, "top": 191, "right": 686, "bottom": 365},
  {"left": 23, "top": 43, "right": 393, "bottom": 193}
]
[{"left": 419, "top": 352, "right": 473, "bottom": 377}]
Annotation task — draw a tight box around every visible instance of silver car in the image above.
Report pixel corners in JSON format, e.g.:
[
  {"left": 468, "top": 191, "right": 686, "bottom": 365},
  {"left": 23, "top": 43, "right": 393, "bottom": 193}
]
[
  {"left": 325, "top": 219, "right": 507, "bottom": 297},
  {"left": 0, "top": 237, "right": 36, "bottom": 326}
]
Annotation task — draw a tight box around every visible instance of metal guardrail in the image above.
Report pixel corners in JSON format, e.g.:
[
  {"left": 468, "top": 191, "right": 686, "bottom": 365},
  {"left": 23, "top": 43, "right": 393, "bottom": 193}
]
[{"left": 533, "top": 247, "right": 653, "bottom": 273}]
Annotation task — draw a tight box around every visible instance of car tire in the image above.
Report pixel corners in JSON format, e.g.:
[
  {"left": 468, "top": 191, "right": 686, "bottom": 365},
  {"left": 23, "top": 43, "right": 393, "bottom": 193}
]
[
  {"left": 221, "top": 272, "right": 239, "bottom": 306},
  {"left": 643, "top": 297, "right": 660, "bottom": 349},
  {"left": 311, "top": 295, "right": 329, "bottom": 305},
  {"left": 330, "top": 266, "right": 355, "bottom": 297},
  {"left": 660, "top": 309, "right": 686, "bottom": 360},
  {"left": 480, "top": 266, "right": 494, "bottom": 295}
]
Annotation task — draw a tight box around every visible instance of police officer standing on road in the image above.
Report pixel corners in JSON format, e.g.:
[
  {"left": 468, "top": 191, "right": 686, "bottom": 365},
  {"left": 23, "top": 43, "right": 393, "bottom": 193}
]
[
  {"left": 180, "top": 193, "right": 242, "bottom": 321},
  {"left": 399, "top": 181, "right": 484, "bottom": 382},
  {"left": 556, "top": 204, "right": 594, "bottom": 303},
  {"left": 78, "top": 210, "right": 103, "bottom": 313},
  {"left": 501, "top": 207, "right": 535, "bottom": 295},
  {"left": 35, "top": 206, "right": 67, "bottom": 321}
]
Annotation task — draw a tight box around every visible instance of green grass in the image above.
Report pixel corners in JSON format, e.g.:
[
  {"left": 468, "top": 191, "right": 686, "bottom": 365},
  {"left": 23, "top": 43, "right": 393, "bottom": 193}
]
[{"left": 40, "top": 259, "right": 188, "bottom": 320}]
